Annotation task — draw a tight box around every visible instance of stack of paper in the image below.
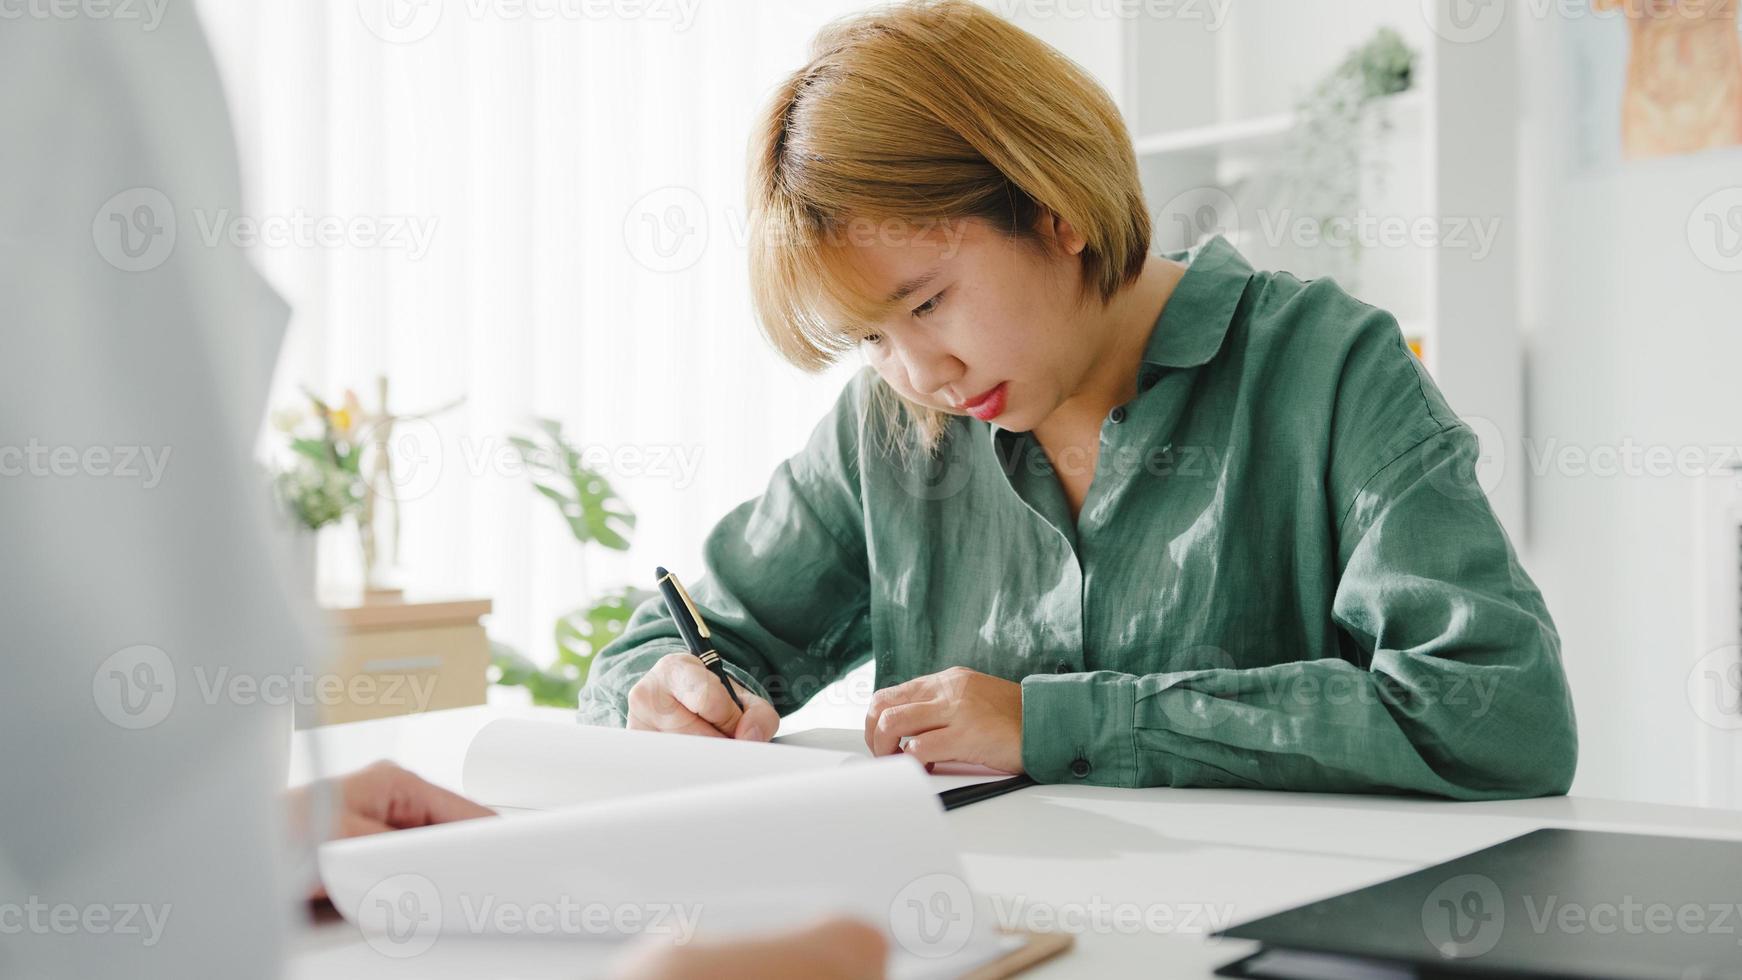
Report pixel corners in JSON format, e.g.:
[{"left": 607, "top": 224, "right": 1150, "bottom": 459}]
[{"left": 318, "top": 720, "right": 1036, "bottom": 979}]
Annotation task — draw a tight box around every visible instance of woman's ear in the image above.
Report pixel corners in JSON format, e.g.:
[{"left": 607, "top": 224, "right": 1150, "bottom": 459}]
[{"left": 1035, "top": 208, "right": 1088, "bottom": 257}]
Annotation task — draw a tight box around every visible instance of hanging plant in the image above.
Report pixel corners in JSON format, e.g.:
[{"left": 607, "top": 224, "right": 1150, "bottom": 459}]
[{"left": 1275, "top": 26, "right": 1417, "bottom": 285}]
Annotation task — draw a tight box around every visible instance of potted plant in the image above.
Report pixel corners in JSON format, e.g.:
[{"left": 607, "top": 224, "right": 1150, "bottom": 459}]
[
  {"left": 488, "top": 419, "right": 656, "bottom": 707},
  {"left": 269, "top": 377, "right": 460, "bottom": 601}
]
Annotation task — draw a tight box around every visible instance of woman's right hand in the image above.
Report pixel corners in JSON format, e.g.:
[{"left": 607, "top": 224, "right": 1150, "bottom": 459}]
[{"left": 626, "top": 652, "right": 781, "bottom": 742}]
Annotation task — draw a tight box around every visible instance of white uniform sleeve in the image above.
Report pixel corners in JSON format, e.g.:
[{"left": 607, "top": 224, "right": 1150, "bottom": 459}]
[{"left": 0, "top": 3, "right": 316, "bottom": 977}]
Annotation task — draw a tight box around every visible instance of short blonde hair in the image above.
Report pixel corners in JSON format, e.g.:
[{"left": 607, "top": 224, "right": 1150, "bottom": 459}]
[{"left": 747, "top": 0, "right": 1150, "bottom": 452}]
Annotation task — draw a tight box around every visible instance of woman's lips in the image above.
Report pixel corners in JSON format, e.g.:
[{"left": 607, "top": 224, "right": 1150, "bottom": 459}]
[{"left": 957, "top": 382, "right": 1007, "bottom": 422}]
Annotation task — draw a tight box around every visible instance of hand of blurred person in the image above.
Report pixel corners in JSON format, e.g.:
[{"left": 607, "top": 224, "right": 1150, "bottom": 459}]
[{"left": 290, "top": 761, "right": 495, "bottom": 900}]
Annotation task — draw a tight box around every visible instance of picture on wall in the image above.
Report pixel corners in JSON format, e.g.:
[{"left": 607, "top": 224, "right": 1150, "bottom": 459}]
[{"left": 1568, "top": 0, "right": 1742, "bottom": 169}]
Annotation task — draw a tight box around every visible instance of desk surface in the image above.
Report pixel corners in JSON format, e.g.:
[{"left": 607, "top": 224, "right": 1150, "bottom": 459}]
[{"left": 290, "top": 706, "right": 1742, "bottom": 979}]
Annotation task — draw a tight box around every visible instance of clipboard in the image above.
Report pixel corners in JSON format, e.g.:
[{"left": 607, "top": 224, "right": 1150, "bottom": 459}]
[{"left": 959, "top": 929, "right": 1074, "bottom": 979}]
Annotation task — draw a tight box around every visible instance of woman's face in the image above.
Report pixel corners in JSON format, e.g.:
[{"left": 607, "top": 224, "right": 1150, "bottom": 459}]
[{"left": 845, "top": 213, "right": 1099, "bottom": 433}]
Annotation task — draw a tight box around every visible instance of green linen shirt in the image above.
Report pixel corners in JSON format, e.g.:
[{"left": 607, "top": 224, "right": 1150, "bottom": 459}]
[{"left": 578, "top": 235, "right": 1578, "bottom": 800}]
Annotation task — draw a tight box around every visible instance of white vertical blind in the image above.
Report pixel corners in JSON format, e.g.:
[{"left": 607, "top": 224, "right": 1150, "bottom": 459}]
[{"left": 195, "top": 0, "right": 865, "bottom": 668}]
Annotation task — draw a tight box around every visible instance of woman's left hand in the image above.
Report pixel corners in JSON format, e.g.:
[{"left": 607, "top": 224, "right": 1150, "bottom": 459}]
[{"left": 864, "top": 666, "right": 1023, "bottom": 774}]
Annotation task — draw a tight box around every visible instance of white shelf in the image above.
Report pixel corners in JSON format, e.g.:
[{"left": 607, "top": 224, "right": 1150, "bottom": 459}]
[
  {"left": 1396, "top": 318, "right": 1433, "bottom": 341},
  {"left": 1132, "top": 111, "right": 1294, "bottom": 157},
  {"left": 1132, "top": 90, "right": 1425, "bottom": 160},
  {"left": 1046, "top": 0, "right": 1523, "bottom": 537}
]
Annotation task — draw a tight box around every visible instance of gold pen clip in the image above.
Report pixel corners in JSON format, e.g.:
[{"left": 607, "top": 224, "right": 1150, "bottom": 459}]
[{"left": 663, "top": 572, "right": 711, "bottom": 639}]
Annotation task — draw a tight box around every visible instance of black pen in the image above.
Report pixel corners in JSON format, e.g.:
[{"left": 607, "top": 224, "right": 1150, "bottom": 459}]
[
  {"left": 654, "top": 566, "right": 746, "bottom": 711},
  {"left": 938, "top": 774, "right": 1034, "bottom": 811}
]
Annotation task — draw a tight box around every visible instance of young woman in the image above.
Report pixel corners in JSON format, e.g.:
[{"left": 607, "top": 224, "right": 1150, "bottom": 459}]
[{"left": 578, "top": 0, "right": 1578, "bottom": 799}]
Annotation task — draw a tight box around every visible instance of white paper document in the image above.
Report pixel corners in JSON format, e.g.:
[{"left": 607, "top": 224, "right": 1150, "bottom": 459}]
[{"left": 317, "top": 720, "right": 1024, "bottom": 979}]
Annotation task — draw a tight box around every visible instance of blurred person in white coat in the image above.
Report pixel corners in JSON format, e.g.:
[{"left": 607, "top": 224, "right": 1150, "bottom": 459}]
[{"left": 0, "top": 3, "right": 879, "bottom": 978}]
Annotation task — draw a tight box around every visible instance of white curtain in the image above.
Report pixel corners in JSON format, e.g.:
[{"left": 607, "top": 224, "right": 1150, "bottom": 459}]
[{"left": 194, "top": 0, "right": 867, "bottom": 689}]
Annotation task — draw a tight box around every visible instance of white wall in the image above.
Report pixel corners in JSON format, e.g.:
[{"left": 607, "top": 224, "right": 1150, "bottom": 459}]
[{"left": 1517, "top": 8, "right": 1742, "bottom": 806}]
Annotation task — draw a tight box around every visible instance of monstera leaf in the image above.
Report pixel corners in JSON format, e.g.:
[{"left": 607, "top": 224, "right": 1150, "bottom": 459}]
[
  {"left": 489, "top": 420, "right": 658, "bottom": 707},
  {"left": 489, "top": 588, "right": 655, "bottom": 707},
  {"left": 507, "top": 418, "right": 636, "bottom": 550},
  {"left": 489, "top": 641, "right": 586, "bottom": 709},
  {"left": 555, "top": 586, "right": 655, "bottom": 683}
]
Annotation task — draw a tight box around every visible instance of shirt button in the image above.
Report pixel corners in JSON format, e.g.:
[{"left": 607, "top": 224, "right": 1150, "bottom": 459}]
[
  {"left": 1109, "top": 406, "right": 1127, "bottom": 424},
  {"left": 1070, "top": 757, "right": 1092, "bottom": 778},
  {"left": 1054, "top": 660, "right": 1071, "bottom": 674}
]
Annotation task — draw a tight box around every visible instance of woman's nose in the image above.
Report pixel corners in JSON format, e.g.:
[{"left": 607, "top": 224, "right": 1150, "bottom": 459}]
[{"left": 902, "top": 348, "right": 965, "bottom": 401}]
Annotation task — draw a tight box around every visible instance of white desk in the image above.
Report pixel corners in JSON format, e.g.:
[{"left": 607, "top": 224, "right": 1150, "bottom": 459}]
[{"left": 290, "top": 706, "right": 1742, "bottom": 979}]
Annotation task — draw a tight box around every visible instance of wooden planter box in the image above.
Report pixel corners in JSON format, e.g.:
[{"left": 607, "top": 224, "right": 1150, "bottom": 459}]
[{"left": 302, "top": 597, "right": 493, "bottom": 728}]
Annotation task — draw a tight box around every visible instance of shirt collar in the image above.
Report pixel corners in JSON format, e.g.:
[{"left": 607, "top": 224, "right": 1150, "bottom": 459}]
[
  {"left": 983, "top": 234, "right": 1256, "bottom": 446},
  {"left": 1141, "top": 234, "right": 1256, "bottom": 369}
]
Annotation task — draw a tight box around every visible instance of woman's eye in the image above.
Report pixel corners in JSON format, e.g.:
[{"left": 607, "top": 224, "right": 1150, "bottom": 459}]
[
  {"left": 911, "top": 291, "right": 945, "bottom": 319},
  {"left": 862, "top": 333, "right": 884, "bottom": 346}
]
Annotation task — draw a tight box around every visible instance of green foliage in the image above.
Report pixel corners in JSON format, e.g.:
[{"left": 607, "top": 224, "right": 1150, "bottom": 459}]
[
  {"left": 507, "top": 418, "right": 636, "bottom": 550},
  {"left": 554, "top": 586, "right": 654, "bottom": 669},
  {"left": 489, "top": 419, "right": 655, "bottom": 707},
  {"left": 490, "top": 586, "right": 656, "bottom": 707},
  {"left": 1279, "top": 26, "right": 1419, "bottom": 286},
  {"left": 1336, "top": 26, "right": 1414, "bottom": 101},
  {"left": 273, "top": 457, "right": 361, "bottom": 531},
  {"left": 269, "top": 390, "right": 369, "bottom": 532}
]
